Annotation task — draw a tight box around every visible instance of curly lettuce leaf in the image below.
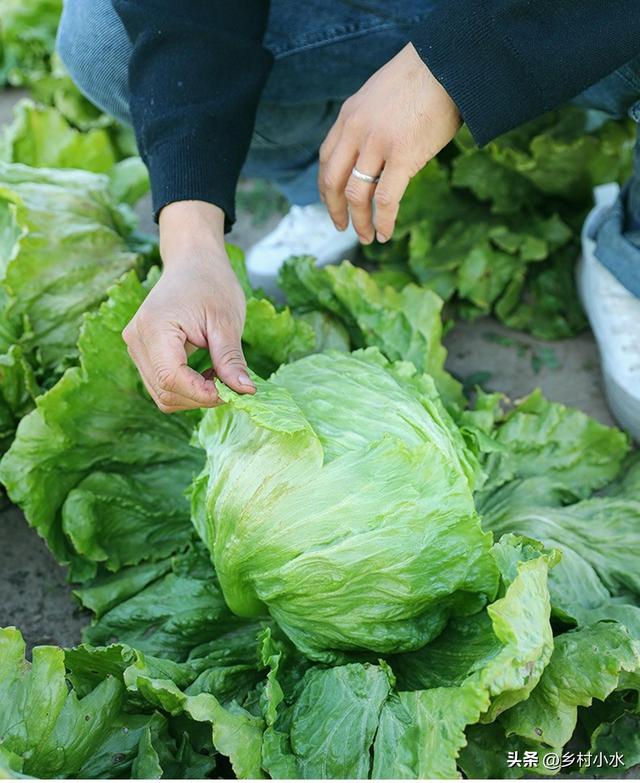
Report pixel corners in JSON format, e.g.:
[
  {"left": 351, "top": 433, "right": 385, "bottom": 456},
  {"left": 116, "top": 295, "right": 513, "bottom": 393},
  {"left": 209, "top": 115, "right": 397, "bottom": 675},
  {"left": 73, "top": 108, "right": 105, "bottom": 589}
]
[
  {"left": 0, "top": 0, "right": 62, "bottom": 86},
  {"left": 0, "top": 344, "right": 38, "bottom": 453},
  {"left": 0, "top": 627, "right": 221, "bottom": 779},
  {"left": 501, "top": 622, "right": 640, "bottom": 749},
  {"left": 390, "top": 537, "right": 556, "bottom": 719},
  {"left": 0, "top": 248, "right": 335, "bottom": 579},
  {"left": 364, "top": 109, "right": 634, "bottom": 339},
  {"left": 261, "top": 537, "right": 555, "bottom": 779},
  {"left": 482, "top": 478, "right": 640, "bottom": 602},
  {"left": 454, "top": 109, "right": 635, "bottom": 202},
  {"left": 478, "top": 389, "right": 629, "bottom": 499},
  {"left": 280, "top": 257, "right": 462, "bottom": 404},
  {"left": 0, "top": 626, "right": 147, "bottom": 778},
  {"left": 0, "top": 99, "right": 117, "bottom": 174},
  {"left": 0, "top": 270, "right": 201, "bottom": 578},
  {"left": 0, "top": 162, "right": 142, "bottom": 375},
  {"left": 243, "top": 297, "right": 317, "bottom": 378}
]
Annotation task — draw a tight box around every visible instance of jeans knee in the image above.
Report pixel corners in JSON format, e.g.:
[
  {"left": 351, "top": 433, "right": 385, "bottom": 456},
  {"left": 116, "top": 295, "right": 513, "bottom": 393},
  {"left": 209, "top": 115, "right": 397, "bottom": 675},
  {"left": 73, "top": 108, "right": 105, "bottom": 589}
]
[{"left": 56, "top": 0, "right": 132, "bottom": 125}]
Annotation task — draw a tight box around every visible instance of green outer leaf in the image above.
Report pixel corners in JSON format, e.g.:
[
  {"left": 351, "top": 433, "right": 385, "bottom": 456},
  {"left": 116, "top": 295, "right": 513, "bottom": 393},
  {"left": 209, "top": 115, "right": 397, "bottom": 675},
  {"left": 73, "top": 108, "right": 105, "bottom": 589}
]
[
  {"left": 263, "top": 663, "right": 392, "bottom": 779},
  {"left": 457, "top": 722, "right": 547, "bottom": 779},
  {"left": 108, "top": 157, "right": 150, "bottom": 205},
  {"left": 131, "top": 726, "right": 162, "bottom": 779},
  {"left": 372, "top": 683, "right": 489, "bottom": 779},
  {"left": 243, "top": 296, "right": 316, "bottom": 376},
  {"left": 0, "top": 162, "right": 141, "bottom": 373},
  {"left": 372, "top": 537, "right": 555, "bottom": 778},
  {"left": 502, "top": 622, "right": 640, "bottom": 748},
  {"left": 188, "top": 694, "right": 266, "bottom": 779},
  {"left": 77, "top": 713, "right": 167, "bottom": 779},
  {"left": 391, "top": 539, "right": 555, "bottom": 708},
  {"left": 123, "top": 667, "right": 267, "bottom": 779},
  {"left": 0, "top": 270, "right": 201, "bottom": 575},
  {"left": 1, "top": 99, "right": 117, "bottom": 173},
  {"left": 483, "top": 485, "right": 640, "bottom": 599},
  {"left": 0, "top": 344, "right": 38, "bottom": 453},
  {"left": 73, "top": 558, "right": 173, "bottom": 617},
  {"left": 280, "top": 257, "right": 462, "bottom": 405},
  {"left": 587, "top": 712, "right": 640, "bottom": 776},
  {"left": 0, "top": 0, "right": 62, "bottom": 86},
  {"left": 480, "top": 389, "right": 629, "bottom": 499},
  {"left": 80, "top": 545, "right": 248, "bottom": 662},
  {"left": 365, "top": 109, "right": 633, "bottom": 339},
  {"left": 261, "top": 536, "right": 554, "bottom": 780},
  {"left": 0, "top": 627, "right": 132, "bottom": 778}
]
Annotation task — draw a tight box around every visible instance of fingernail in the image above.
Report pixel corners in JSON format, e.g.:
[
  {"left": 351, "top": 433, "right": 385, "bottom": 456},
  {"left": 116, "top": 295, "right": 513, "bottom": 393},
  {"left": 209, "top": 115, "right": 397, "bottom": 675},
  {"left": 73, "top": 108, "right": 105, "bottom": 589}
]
[
  {"left": 358, "top": 234, "right": 373, "bottom": 245},
  {"left": 376, "top": 231, "right": 389, "bottom": 243},
  {"left": 238, "top": 372, "right": 255, "bottom": 389}
]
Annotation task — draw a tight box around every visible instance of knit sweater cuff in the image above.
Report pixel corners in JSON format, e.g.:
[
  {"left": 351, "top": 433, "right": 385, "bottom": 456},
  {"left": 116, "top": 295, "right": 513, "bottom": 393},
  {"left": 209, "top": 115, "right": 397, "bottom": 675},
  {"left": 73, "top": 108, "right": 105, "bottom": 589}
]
[{"left": 146, "top": 136, "right": 240, "bottom": 232}]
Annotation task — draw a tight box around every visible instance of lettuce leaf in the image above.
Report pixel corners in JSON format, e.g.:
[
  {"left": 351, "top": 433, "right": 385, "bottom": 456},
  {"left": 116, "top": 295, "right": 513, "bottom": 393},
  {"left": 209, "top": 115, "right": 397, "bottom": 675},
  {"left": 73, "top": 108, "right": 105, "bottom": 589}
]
[
  {"left": 260, "top": 536, "right": 555, "bottom": 779},
  {"left": 280, "top": 257, "right": 462, "bottom": 405},
  {"left": 390, "top": 537, "right": 556, "bottom": 718},
  {"left": 0, "top": 270, "right": 201, "bottom": 578},
  {"left": 79, "top": 545, "right": 259, "bottom": 662},
  {"left": 0, "top": 0, "right": 61, "bottom": 86},
  {"left": 0, "top": 626, "right": 150, "bottom": 778},
  {"left": 0, "top": 626, "right": 223, "bottom": 779},
  {"left": 0, "top": 99, "right": 117, "bottom": 174},
  {"left": 0, "top": 161, "right": 142, "bottom": 376},
  {"left": 0, "top": 246, "right": 345, "bottom": 579},
  {"left": 478, "top": 389, "right": 629, "bottom": 499},
  {"left": 501, "top": 622, "right": 640, "bottom": 750}
]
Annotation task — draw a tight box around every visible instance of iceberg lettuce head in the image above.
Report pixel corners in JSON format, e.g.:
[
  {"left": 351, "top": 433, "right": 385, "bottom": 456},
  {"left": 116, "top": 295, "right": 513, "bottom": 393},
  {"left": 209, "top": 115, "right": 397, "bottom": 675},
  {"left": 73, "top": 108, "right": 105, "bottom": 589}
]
[{"left": 192, "top": 348, "right": 498, "bottom": 660}]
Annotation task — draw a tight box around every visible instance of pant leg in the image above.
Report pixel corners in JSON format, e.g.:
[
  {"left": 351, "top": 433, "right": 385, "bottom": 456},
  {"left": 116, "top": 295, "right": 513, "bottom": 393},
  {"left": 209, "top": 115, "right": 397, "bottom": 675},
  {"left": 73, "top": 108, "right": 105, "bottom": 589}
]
[
  {"left": 56, "top": 0, "right": 132, "bottom": 126},
  {"left": 574, "top": 59, "right": 640, "bottom": 298}
]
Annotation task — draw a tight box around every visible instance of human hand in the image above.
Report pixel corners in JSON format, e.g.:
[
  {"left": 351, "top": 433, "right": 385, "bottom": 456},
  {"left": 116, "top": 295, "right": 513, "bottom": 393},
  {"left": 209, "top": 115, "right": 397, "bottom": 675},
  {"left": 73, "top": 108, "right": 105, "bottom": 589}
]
[
  {"left": 122, "top": 200, "right": 255, "bottom": 413},
  {"left": 318, "top": 42, "right": 461, "bottom": 244}
]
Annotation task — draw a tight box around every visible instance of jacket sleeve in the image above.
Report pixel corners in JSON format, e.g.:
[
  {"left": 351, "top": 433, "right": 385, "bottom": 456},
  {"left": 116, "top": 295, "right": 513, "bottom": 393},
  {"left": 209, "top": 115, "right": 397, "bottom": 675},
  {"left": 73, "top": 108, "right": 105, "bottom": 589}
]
[
  {"left": 112, "top": 0, "right": 273, "bottom": 229},
  {"left": 411, "top": 0, "right": 640, "bottom": 145}
]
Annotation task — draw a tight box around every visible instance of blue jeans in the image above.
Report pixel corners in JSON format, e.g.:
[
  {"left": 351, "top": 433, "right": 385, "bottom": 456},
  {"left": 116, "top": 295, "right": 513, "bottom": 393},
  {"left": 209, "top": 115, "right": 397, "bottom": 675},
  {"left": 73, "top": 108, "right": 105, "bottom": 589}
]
[{"left": 57, "top": 0, "right": 640, "bottom": 297}]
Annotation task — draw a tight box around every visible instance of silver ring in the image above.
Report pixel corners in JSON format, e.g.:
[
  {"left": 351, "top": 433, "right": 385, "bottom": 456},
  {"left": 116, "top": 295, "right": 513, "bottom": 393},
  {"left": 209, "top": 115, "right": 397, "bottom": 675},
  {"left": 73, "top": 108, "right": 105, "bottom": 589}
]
[{"left": 351, "top": 166, "right": 381, "bottom": 184}]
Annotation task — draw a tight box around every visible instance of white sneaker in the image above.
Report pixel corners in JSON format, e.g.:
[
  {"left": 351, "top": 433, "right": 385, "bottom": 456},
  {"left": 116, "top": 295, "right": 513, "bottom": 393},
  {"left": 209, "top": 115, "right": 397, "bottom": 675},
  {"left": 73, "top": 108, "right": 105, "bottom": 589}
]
[
  {"left": 245, "top": 203, "right": 359, "bottom": 300},
  {"left": 577, "top": 183, "right": 640, "bottom": 442}
]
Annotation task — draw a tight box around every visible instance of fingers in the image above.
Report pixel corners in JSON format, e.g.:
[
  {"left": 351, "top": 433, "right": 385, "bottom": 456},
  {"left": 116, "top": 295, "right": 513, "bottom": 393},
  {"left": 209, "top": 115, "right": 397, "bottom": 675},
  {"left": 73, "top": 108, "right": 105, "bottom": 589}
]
[
  {"left": 124, "top": 321, "right": 220, "bottom": 413},
  {"left": 208, "top": 324, "right": 256, "bottom": 396},
  {"left": 318, "top": 127, "right": 356, "bottom": 233},
  {"left": 133, "top": 354, "right": 197, "bottom": 413},
  {"left": 373, "top": 163, "right": 411, "bottom": 243},
  {"left": 345, "top": 147, "right": 384, "bottom": 244}
]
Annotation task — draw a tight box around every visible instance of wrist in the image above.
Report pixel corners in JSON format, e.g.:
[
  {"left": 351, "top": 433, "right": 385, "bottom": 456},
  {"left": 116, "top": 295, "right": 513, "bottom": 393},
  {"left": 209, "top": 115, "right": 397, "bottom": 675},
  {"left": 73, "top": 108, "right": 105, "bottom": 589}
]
[{"left": 159, "top": 200, "right": 227, "bottom": 267}]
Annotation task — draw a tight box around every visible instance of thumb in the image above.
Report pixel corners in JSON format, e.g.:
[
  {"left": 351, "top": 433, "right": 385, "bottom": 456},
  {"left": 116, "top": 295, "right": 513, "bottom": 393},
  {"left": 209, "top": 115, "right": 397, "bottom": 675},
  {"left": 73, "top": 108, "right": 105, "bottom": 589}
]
[{"left": 208, "top": 326, "right": 256, "bottom": 395}]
